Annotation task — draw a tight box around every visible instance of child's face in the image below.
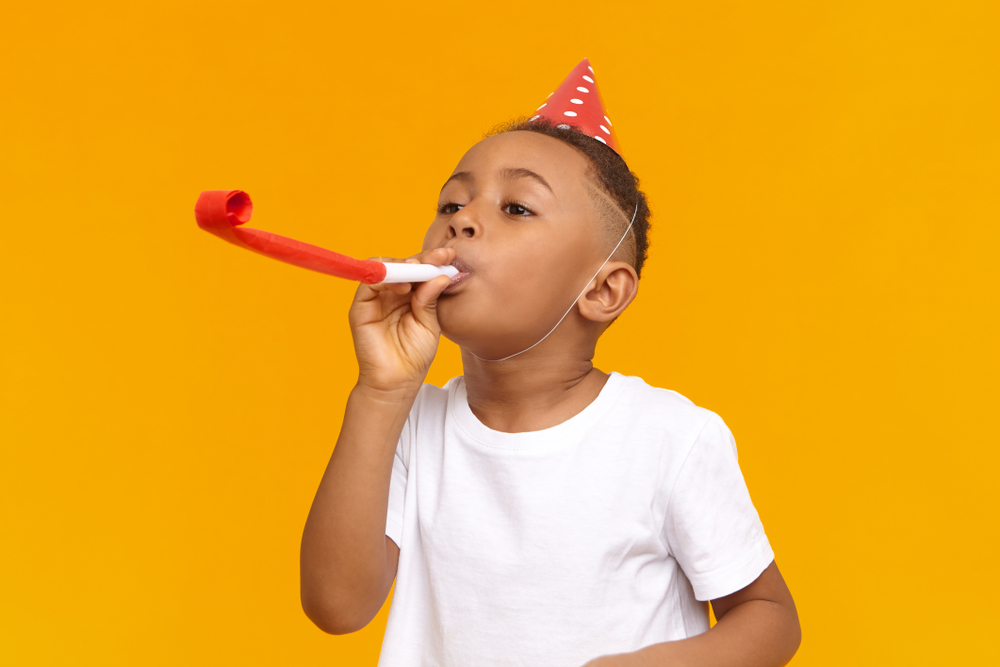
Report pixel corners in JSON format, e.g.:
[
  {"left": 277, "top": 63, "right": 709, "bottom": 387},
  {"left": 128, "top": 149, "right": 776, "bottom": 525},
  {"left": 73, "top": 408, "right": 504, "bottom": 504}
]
[{"left": 423, "top": 131, "right": 611, "bottom": 359}]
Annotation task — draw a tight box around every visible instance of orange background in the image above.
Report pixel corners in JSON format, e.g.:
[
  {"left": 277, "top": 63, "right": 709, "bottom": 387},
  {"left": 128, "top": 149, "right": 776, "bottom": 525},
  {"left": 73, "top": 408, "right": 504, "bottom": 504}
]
[{"left": 1, "top": 1, "right": 997, "bottom": 664}]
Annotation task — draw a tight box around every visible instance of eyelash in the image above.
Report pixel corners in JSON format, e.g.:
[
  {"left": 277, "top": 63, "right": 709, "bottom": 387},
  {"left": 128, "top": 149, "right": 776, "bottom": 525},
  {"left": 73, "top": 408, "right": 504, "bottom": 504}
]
[{"left": 436, "top": 200, "right": 535, "bottom": 216}]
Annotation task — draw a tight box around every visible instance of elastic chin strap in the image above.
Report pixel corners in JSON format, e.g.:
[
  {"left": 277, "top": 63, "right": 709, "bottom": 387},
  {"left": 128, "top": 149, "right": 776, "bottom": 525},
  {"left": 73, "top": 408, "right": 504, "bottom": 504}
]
[{"left": 471, "top": 200, "right": 640, "bottom": 363}]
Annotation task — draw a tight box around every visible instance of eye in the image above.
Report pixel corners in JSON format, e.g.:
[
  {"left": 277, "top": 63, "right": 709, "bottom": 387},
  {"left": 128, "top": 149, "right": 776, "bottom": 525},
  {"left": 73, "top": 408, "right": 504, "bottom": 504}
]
[
  {"left": 437, "top": 202, "right": 463, "bottom": 214},
  {"left": 503, "top": 201, "right": 533, "bottom": 216}
]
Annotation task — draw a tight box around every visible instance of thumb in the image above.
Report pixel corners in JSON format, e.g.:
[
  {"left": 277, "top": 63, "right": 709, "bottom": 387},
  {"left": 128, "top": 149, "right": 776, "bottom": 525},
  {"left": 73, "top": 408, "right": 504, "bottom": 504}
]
[{"left": 409, "top": 275, "right": 452, "bottom": 332}]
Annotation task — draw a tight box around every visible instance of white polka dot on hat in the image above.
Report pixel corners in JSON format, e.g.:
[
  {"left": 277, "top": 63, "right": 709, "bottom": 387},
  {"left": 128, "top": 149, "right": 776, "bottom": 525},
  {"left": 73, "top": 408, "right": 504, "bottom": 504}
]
[{"left": 527, "top": 58, "right": 623, "bottom": 158}]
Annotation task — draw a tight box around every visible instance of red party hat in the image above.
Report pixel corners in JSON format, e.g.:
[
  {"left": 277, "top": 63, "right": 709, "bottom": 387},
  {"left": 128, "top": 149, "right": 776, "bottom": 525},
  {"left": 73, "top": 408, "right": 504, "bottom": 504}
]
[{"left": 529, "top": 58, "right": 622, "bottom": 157}]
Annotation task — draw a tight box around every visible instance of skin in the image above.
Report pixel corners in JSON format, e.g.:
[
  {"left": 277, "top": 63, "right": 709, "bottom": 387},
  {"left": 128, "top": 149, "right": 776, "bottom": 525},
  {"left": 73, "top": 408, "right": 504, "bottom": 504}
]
[{"left": 300, "top": 131, "right": 800, "bottom": 665}]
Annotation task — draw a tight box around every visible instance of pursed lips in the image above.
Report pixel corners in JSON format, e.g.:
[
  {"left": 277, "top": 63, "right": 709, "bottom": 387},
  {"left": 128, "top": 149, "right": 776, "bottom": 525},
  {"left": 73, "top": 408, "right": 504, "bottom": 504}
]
[{"left": 443, "top": 256, "right": 473, "bottom": 293}]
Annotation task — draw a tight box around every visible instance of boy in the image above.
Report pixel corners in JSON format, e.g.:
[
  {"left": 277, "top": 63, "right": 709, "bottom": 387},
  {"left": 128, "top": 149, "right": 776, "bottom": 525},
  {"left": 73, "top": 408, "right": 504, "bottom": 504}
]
[{"left": 300, "top": 60, "right": 801, "bottom": 666}]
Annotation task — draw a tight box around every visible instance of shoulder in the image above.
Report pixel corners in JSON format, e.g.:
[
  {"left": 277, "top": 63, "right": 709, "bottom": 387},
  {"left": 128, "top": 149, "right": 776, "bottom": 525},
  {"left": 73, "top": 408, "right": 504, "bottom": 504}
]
[
  {"left": 409, "top": 376, "right": 462, "bottom": 420},
  {"left": 414, "top": 375, "right": 462, "bottom": 409},
  {"left": 414, "top": 377, "right": 456, "bottom": 404},
  {"left": 612, "top": 373, "right": 725, "bottom": 439},
  {"left": 397, "top": 378, "right": 462, "bottom": 464}
]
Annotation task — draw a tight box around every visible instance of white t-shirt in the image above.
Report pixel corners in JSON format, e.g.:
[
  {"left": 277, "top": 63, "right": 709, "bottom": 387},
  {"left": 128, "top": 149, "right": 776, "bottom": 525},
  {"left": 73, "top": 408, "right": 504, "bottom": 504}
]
[{"left": 379, "top": 372, "right": 774, "bottom": 667}]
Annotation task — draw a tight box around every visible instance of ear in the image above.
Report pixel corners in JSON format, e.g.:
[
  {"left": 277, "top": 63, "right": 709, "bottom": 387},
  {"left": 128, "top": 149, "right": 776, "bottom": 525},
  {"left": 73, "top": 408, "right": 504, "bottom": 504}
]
[{"left": 577, "top": 261, "right": 639, "bottom": 324}]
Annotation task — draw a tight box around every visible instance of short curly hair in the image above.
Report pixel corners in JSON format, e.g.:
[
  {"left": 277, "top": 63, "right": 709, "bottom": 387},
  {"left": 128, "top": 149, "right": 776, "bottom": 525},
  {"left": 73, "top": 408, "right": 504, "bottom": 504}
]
[{"left": 485, "top": 117, "right": 651, "bottom": 279}]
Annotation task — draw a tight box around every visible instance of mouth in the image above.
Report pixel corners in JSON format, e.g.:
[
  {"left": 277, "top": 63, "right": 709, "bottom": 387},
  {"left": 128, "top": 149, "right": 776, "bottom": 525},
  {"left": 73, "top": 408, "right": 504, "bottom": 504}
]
[{"left": 443, "top": 256, "right": 473, "bottom": 294}]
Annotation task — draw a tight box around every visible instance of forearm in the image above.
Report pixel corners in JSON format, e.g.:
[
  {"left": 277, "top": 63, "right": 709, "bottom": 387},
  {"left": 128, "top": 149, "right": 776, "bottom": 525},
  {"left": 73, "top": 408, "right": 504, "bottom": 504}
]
[
  {"left": 300, "top": 383, "right": 417, "bottom": 632},
  {"left": 609, "top": 599, "right": 800, "bottom": 667}
]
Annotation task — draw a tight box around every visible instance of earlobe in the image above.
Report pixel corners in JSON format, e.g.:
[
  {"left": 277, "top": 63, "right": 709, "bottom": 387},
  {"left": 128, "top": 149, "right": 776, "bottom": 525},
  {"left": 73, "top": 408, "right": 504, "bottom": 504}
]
[{"left": 579, "top": 262, "right": 638, "bottom": 323}]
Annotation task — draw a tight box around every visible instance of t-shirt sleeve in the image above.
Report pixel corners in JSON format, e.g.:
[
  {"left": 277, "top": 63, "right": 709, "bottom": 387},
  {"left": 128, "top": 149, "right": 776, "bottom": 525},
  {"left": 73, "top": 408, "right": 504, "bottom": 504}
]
[
  {"left": 385, "top": 412, "right": 411, "bottom": 550},
  {"left": 661, "top": 413, "right": 775, "bottom": 601}
]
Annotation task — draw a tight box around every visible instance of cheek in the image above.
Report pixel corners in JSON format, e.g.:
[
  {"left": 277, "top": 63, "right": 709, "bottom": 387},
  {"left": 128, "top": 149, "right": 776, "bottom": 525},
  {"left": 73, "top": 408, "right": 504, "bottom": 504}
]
[
  {"left": 484, "top": 236, "right": 589, "bottom": 316},
  {"left": 482, "top": 234, "right": 548, "bottom": 290},
  {"left": 421, "top": 219, "right": 448, "bottom": 251},
  {"left": 437, "top": 243, "right": 599, "bottom": 354}
]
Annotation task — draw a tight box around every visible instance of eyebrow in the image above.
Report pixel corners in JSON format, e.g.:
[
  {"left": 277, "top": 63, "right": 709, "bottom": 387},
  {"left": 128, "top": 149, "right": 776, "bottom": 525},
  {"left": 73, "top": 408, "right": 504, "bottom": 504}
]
[
  {"left": 499, "top": 167, "right": 553, "bottom": 193},
  {"left": 439, "top": 167, "right": 554, "bottom": 193},
  {"left": 440, "top": 171, "right": 472, "bottom": 192}
]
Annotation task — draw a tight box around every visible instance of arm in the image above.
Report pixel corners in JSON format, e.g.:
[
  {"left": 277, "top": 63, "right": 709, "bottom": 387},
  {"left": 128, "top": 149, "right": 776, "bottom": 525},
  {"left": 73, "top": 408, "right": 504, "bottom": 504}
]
[
  {"left": 299, "top": 247, "right": 455, "bottom": 635},
  {"left": 584, "top": 560, "right": 801, "bottom": 667},
  {"left": 299, "top": 386, "right": 409, "bottom": 634}
]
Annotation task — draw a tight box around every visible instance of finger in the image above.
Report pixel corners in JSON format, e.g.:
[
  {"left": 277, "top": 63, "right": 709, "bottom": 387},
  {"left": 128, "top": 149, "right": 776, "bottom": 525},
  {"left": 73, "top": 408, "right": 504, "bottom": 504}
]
[
  {"left": 354, "top": 281, "right": 380, "bottom": 303},
  {"left": 381, "top": 282, "right": 412, "bottom": 295},
  {"left": 355, "top": 279, "right": 409, "bottom": 304},
  {"left": 408, "top": 246, "right": 455, "bottom": 267},
  {"left": 409, "top": 274, "right": 452, "bottom": 332},
  {"left": 368, "top": 282, "right": 412, "bottom": 295},
  {"left": 372, "top": 250, "right": 454, "bottom": 267},
  {"left": 368, "top": 255, "right": 410, "bottom": 264},
  {"left": 363, "top": 274, "right": 413, "bottom": 295}
]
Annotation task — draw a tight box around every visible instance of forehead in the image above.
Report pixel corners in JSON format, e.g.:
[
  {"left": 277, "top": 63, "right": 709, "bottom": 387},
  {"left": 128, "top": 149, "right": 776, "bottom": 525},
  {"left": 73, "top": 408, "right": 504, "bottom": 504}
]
[{"left": 450, "top": 131, "right": 593, "bottom": 191}]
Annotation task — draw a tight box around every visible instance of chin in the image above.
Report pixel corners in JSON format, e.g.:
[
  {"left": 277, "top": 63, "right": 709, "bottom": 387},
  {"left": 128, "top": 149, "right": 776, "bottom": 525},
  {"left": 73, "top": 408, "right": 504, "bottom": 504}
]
[
  {"left": 438, "top": 312, "right": 544, "bottom": 362},
  {"left": 436, "top": 285, "right": 563, "bottom": 359},
  {"left": 438, "top": 302, "right": 502, "bottom": 357},
  {"left": 437, "top": 308, "right": 483, "bottom": 351}
]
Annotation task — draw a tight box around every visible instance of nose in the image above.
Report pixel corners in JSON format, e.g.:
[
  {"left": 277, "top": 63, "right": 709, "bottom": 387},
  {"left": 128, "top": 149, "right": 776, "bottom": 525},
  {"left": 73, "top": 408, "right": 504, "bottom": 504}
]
[{"left": 448, "top": 205, "right": 481, "bottom": 239}]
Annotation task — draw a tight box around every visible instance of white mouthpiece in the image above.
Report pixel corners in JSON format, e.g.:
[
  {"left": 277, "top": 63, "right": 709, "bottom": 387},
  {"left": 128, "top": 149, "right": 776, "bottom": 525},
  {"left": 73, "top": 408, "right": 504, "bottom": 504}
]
[{"left": 381, "top": 262, "right": 460, "bottom": 283}]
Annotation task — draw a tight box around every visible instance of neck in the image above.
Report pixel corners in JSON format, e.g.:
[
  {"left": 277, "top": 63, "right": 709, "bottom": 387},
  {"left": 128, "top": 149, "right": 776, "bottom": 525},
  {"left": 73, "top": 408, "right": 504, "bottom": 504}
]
[{"left": 459, "top": 340, "right": 609, "bottom": 433}]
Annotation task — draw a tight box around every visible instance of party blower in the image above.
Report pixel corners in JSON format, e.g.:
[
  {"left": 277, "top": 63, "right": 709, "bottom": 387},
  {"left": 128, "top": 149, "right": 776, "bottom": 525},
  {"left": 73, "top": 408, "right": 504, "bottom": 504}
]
[{"left": 194, "top": 190, "right": 459, "bottom": 284}]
